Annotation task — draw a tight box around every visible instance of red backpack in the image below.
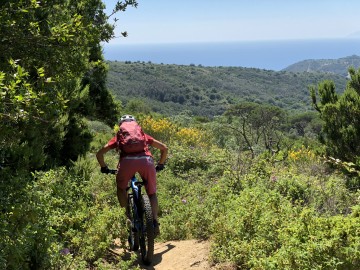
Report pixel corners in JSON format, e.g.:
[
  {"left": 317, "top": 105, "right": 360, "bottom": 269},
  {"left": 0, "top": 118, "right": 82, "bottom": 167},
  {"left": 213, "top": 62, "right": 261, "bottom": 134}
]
[{"left": 117, "top": 121, "right": 147, "bottom": 154}]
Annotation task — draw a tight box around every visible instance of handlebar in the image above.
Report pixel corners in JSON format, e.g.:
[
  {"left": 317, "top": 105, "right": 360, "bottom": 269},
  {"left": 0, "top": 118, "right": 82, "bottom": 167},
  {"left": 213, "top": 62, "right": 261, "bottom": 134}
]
[
  {"left": 107, "top": 169, "right": 118, "bottom": 175},
  {"left": 104, "top": 166, "right": 163, "bottom": 175}
]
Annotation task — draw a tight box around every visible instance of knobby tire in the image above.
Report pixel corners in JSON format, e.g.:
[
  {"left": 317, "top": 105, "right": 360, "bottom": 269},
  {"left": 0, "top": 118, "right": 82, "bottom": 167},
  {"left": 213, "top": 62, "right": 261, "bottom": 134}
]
[
  {"left": 127, "top": 194, "right": 139, "bottom": 251},
  {"left": 139, "top": 194, "right": 154, "bottom": 265}
]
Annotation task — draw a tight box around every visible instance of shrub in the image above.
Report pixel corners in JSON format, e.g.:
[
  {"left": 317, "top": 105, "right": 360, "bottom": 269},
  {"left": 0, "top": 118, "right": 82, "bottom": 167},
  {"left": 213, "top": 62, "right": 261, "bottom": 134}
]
[
  {"left": 0, "top": 153, "right": 129, "bottom": 269},
  {"left": 264, "top": 209, "right": 360, "bottom": 270},
  {"left": 166, "top": 143, "right": 228, "bottom": 177},
  {"left": 210, "top": 187, "right": 295, "bottom": 269},
  {"left": 139, "top": 115, "right": 176, "bottom": 144}
]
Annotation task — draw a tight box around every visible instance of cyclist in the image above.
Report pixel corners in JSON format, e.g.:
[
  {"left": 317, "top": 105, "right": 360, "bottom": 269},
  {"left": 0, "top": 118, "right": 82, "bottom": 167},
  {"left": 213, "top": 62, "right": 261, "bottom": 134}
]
[{"left": 96, "top": 115, "right": 168, "bottom": 236}]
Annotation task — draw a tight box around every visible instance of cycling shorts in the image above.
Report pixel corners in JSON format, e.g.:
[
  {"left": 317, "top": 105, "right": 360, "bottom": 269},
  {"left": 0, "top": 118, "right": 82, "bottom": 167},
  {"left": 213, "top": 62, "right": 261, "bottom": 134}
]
[{"left": 116, "top": 155, "right": 157, "bottom": 195}]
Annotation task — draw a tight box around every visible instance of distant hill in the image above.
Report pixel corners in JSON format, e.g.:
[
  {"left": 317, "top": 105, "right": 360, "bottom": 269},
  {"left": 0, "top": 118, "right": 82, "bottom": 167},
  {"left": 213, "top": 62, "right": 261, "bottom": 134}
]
[
  {"left": 106, "top": 61, "right": 347, "bottom": 117},
  {"left": 282, "top": 55, "right": 360, "bottom": 76}
]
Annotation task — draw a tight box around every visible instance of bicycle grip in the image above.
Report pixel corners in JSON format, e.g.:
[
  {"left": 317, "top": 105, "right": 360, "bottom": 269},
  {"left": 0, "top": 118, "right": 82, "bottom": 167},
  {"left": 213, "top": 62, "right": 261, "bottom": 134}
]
[{"left": 108, "top": 169, "right": 117, "bottom": 174}]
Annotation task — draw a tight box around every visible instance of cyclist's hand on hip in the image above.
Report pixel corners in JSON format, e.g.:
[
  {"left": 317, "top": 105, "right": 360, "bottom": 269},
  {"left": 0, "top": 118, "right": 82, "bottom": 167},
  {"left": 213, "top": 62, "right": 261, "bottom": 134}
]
[{"left": 155, "top": 164, "right": 165, "bottom": 172}]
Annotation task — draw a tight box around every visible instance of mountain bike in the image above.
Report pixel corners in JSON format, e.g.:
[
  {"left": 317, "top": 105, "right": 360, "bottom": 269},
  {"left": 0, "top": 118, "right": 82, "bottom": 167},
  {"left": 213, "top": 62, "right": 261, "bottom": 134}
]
[{"left": 109, "top": 170, "right": 155, "bottom": 265}]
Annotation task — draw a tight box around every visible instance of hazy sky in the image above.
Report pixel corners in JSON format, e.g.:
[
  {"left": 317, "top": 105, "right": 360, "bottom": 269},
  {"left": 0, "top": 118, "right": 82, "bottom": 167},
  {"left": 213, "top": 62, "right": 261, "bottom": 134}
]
[{"left": 103, "top": 0, "right": 360, "bottom": 44}]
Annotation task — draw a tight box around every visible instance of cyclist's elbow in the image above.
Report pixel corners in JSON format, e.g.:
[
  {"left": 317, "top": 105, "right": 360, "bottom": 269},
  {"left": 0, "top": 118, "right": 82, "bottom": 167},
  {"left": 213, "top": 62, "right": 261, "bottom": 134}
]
[
  {"left": 162, "top": 143, "right": 168, "bottom": 151},
  {"left": 159, "top": 144, "right": 168, "bottom": 156},
  {"left": 152, "top": 139, "right": 167, "bottom": 151},
  {"left": 96, "top": 145, "right": 110, "bottom": 158},
  {"left": 163, "top": 145, "right": 168, "bottom": 154},
  {"left": 96, "top": 150, "right": 103, "bottom": 162}
]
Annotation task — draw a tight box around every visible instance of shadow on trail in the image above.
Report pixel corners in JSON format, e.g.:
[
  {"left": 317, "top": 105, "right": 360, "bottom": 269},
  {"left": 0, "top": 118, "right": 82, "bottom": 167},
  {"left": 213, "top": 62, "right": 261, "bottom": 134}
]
[
  {"left": 135, "top": 243, "right": 176, "bottom": 269},
  {"left": 109, "top": 240, "right": 176, "bottom": 269}
]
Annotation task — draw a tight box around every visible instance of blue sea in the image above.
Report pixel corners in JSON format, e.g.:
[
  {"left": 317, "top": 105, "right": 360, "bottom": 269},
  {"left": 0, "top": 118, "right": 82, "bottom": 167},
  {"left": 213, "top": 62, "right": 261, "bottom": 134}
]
[{"left": 103, "top": 39, "right": 360, "bottom": 71}]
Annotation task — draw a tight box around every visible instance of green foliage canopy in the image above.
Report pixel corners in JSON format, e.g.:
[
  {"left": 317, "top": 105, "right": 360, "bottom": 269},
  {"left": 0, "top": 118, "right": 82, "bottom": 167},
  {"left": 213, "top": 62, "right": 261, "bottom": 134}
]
[
  {"left": 310, "top": 67, "right": 360, "bottom": 166},
  {"left": 1, "top": 1, "right": 138, "bottom": 268},
  {"left": 0, "top": 0, "right": 137, "bottom": 170}
]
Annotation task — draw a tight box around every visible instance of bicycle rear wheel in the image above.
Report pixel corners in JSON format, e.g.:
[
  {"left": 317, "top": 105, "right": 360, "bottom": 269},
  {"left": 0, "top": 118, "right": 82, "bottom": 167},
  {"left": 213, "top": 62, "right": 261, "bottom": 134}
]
[
  {"left": 139, "top": 194, "right": 154, "bottom": 265},
  {"left": 127, "top": 194, "right": 139, "bottom": 251}
]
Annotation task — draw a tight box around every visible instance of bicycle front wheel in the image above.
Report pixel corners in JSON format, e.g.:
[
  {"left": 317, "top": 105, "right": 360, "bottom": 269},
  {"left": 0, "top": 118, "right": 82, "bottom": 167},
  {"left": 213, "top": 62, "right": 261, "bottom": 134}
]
[{"left": 139, "top": 194, "right": 154, "bottom": 265}]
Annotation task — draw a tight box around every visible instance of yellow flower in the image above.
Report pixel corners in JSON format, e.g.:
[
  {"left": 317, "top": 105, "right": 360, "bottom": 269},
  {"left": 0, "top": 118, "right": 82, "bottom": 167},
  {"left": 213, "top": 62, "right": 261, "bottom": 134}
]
[
  {"left": 175, "top": 127, "right": 207, "bottom": 147},
  {"left": 139, "top": 116, "right": 176, "bottom": 144},
  {"left": 288, "top": 146, "right": 317, "bottom": 162}
]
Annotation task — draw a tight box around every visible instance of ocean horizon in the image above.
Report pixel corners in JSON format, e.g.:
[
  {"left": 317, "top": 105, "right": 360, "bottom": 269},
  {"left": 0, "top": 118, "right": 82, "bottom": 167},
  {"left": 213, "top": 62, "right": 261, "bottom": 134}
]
[{"left": 103, "top": 38, "right": 360, "bottom": 71}]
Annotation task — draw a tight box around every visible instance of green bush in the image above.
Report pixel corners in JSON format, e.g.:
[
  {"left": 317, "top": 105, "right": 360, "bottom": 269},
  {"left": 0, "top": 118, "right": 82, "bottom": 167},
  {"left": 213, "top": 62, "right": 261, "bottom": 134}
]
[
  {"left": 210, "top": 187, "right": 295, "bottom": 269},
  {"left": 0, "top": 154, "right": 128, "bottom": 270},
  {"left": 166, "top": 143, "right": 228, "bottom": 178},
  {"left": 209, "top": 187, "right": 360, "bottom": 270},
  {"left": 264, "top": 209, "right": 360, "bottom": 270}
]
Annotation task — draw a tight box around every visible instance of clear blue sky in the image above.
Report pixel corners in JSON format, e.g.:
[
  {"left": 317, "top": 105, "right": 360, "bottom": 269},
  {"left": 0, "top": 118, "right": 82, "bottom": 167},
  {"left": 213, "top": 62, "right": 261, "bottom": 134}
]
[{"left": 103, "top": 0, "right": 360, "bottom": 44}]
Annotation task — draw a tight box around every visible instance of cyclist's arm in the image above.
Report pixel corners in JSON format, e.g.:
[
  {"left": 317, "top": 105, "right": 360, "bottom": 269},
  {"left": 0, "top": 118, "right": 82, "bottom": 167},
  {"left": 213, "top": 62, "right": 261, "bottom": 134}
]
[
  {"left": 96, "top": 143, "right": 113, "bottom": 167},
  {"left": 150, "top": 139, "right": 168, "bottom": 164}
]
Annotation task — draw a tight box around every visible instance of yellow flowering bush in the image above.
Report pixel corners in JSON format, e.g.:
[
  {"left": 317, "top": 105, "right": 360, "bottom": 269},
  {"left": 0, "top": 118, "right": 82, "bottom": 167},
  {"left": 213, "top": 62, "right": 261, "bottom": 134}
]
[
  {"left": 140, "top": 116, "right": 209, "bottom": 147},
  {"left": 113, "top": 115, "right": 211, "bottom": 148},
  {"left": 288, "top": 145, "right": 318, "bottom": 163},
  {"left": 174, "top": 127, "right": 207, "bottom": 147},
  {"left": 139, "top": 116, "right": 176, "bottom": 144}
]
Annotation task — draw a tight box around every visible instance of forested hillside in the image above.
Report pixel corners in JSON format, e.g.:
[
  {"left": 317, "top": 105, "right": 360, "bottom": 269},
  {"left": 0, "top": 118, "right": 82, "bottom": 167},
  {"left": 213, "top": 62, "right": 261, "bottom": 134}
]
[
  {"left": 283, "top": 55, "right": 360, "bottom": 76},
  {"left": 107, "top": 61, "right": 347, "bottom": 116}
]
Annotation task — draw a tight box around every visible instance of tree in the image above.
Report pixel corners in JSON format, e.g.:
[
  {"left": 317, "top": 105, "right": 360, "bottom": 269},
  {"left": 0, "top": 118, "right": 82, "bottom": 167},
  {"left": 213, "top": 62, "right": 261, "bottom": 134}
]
[
  {"left": 288, "top": 111, "right": 322, "bottom": 137},
  {"left": 81, "top": 45, "right": 120, "bottom": 126},
  {"left": 224, "top": 102, "right": 288, "bottom": 158},
  {"left": 310, "top": 67, "right": 360, "bottom": 165},
  {"left": 0, "top": 1, "right": 138, "bottom": 268},
  {"left": 0, "top": 0, "right": 138, "bottom": 170}
]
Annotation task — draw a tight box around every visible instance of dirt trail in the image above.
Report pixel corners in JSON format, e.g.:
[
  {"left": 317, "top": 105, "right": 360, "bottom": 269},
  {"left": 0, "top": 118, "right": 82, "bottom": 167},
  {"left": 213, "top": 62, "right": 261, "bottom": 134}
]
[
  {"left": 113, "top": 239, "right": 216, "bottom": 270},
  {"left": 142, "top": 240, "right": 211, "bottom": 270}
]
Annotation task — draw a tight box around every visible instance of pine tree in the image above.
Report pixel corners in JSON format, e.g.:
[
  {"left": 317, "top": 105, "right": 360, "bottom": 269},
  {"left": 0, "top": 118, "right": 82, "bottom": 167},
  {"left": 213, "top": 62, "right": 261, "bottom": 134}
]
[{"left": 310, "top": 67, "right": 360, "bottom": 165}]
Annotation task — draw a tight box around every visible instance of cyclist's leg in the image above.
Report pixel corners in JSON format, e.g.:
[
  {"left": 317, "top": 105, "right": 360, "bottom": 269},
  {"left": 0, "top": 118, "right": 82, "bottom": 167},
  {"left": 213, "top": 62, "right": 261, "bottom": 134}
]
[
  {"left": 116, "top": 158, "right": 137, "bottom": 210},
  {"left": 148, "top": 194, "right": 158, "bottom": 220},
  {"left": 148, "top": 193, "right": 160, "bottom": 236},
  {"left": 138, "top": 157, "right": 156, "bottom": 194},
  {"left": 117, "top": 188, "right": 127, "bottom": 207},
  {"left": 138, "top": 157, "right": 159, "bottom": 223}
]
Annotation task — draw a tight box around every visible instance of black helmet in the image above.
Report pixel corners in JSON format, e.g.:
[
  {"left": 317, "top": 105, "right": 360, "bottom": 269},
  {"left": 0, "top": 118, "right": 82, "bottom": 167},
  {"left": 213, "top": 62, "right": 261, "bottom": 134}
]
[{"left": 119, "top": 114, "right": 136, "bottom": 124}]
